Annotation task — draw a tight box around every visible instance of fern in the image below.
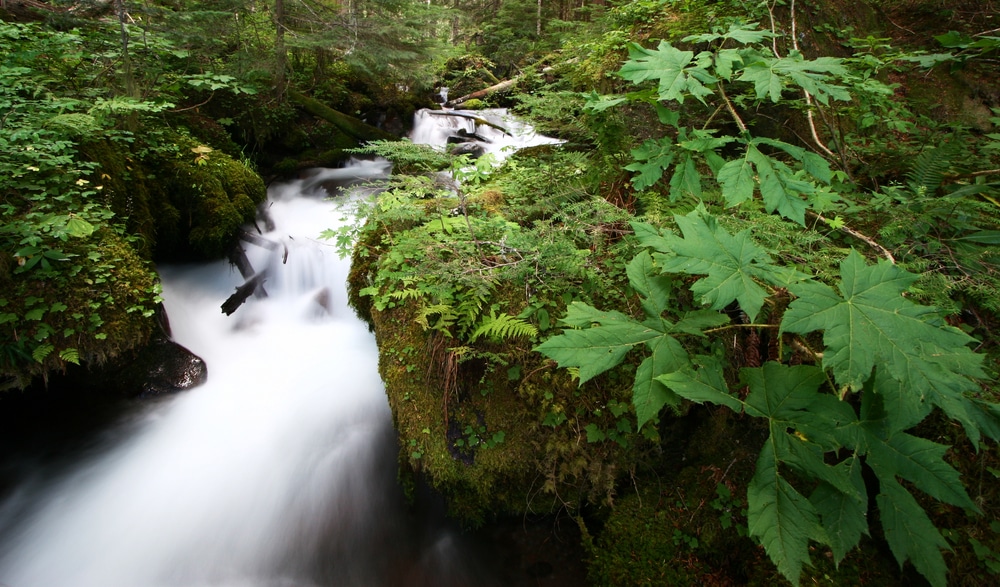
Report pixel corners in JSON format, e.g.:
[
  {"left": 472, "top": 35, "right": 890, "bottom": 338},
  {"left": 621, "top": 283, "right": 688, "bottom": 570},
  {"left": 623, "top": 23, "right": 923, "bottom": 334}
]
[
  {"left": 348, "top": 140, "right": 453, "bottom": 172},
  {"left": 414, "top": 303, "right": 458, "bottom": 334},
  {"left": 905, "top": 140, "right": 961, "bottom": 195},
  {"left": 468, "top": 310, "right": 538, "bottom": 343}
]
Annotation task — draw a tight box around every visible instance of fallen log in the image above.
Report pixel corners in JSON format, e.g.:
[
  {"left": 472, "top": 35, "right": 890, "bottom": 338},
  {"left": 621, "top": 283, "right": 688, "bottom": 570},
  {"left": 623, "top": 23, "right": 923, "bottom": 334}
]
[
  {"left": 287, "top": 89, "right": 397, "bottom": 143},
  {"left": 426, "top": 110, "right": 509, "bottom": 135},
  {"left": 444, "top": 78, "right": 519, "bottom": 108},
  {"left": 221, "top": 271, "right": 269, "bottom": 316},
  {"left": 239, "top": 230, "right": 288, "bottom": 264}
]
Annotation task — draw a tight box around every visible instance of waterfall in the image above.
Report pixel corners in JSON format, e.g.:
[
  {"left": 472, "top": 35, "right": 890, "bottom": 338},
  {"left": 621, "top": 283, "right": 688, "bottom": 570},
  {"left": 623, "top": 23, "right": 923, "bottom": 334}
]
[{"left": 0, "top": 108, "right": 559, "bottom": 587}]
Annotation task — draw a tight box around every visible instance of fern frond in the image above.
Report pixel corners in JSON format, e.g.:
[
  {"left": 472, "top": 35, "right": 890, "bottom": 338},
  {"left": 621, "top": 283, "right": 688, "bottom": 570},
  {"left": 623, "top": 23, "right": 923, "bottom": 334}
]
[
  {"left": 469, "top": 310, "right": 538, "bottom": 343},
  {"left": 455, "top": 289, "right": 489, "bottom": 334},
  {"left": 906, "top": 141, "right": 961, "bottom": 194},
  {"left": 348, "top": 140, "right": 452, "bottom": 171},
  {"left": 415, "top": 303, "right": 457, "bottom": 334},
  {"left": 388, "top": 288, "right": 422, "bottom": 300}
]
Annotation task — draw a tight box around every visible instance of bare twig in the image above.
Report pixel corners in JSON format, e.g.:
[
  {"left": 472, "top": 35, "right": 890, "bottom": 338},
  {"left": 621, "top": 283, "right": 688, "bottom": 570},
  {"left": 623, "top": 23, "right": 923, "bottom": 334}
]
[
  {"left": 807, "top": 210, "right": 896, "bottom": 263},
  {"left": 168, "top": 92, "right": 216, "bottom": 113}
]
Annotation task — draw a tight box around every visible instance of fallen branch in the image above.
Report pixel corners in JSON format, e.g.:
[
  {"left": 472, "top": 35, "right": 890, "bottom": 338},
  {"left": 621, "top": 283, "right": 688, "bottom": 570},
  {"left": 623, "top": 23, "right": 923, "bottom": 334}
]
[
  {"left": 221, "top": 270, "right": 270, "bottom": 315},
  {"left": 444, "top": 78, "right": 519, "bottom": 108},
  {"left": 287, "top": 89, "right": 397, "bottom": 142},
  {"left": 427, "top": 110, "right": 509, "bottom": 135},
  {"left": 807, "top": 210, "right": 895, "bottom": 264}
]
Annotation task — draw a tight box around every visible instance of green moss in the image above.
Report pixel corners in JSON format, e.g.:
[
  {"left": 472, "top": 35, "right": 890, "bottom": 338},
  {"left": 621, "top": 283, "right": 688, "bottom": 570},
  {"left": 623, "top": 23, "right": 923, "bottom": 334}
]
[
  {"left": 1, "top": 227, "right": 158, "bottom": 389},
  {"left": 79, "top": 139, "right": 157, "bottom": 259},
  {"left": 80, "top": 132, "right": 267, "bottom": 262},
  {"left": 148, "top": 134, "right": 267, "bottom": 260},
  {"left": 459, "top": 98, "right": 487, "bottom": 110}
]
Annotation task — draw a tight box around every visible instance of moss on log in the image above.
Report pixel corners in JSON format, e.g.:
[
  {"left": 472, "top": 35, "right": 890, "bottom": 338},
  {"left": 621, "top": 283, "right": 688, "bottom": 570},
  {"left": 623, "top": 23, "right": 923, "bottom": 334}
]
[{"left": 287, "top": 89, "right": 398, "bottom": 143}]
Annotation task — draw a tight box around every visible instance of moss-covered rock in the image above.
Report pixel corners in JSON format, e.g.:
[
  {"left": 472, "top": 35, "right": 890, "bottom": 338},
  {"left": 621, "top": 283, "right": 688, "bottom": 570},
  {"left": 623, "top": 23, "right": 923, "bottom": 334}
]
[
  {"left": 82, "top": 132, "right": 267, "bottom": 262},
  {"left": 0, "top": 227, "right": 159, "bottom": 390},
  {"left": 357, "top": 281, "right": 645, "bottom": 525}
]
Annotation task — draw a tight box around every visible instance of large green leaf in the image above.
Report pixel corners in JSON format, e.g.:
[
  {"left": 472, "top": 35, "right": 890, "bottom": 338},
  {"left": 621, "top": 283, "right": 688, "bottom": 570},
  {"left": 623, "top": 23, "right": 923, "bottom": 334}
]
[
  {"left": 747, "top": 147, "right": 811, "bottom": 225},
  {"left": 717, "top": 152, "right": 755, "bottom": 206},
  {"left": 619, "top": 41, "right": 716, "bottom": 104},
  {"left": 809, "top": 457, "right": 868, "bottom": 564},
  {"left": 737, "top": 52, "right": 850, "bottom": 105},
  {"left": 658, "top": 355, "right": 740, "bottom": 411},
  {"left": 633, "top": 335, "right": 688, "bottom": 427},
  {"left": 668, "top": 153, "right": 702, "bottom": 201},
  {"left": 682, "top": 23, "right": 776, "bottom": 47},
  {"left": 782, "top": 251, "right": 988, "bottom": 437},
  {"left": 862, "top": 426, "right": 977, "bottom": 510},
  {"left": 876, "top": 477, "right": 950, "bottom": 587},
  {"left": 625, "top": 138, "right": 674, "bottom": 190},
  {"left": 747, "top": 441, "right": 827, "bottom": 586},
  {"left": 653, "top": 207, "right": 811, "bottom": 321},
  {"left": 626, "top": 250, "right": 673, "bottom": 318},
  {"left": 535, "top": 307, "right": 659, "bottom": 384}
]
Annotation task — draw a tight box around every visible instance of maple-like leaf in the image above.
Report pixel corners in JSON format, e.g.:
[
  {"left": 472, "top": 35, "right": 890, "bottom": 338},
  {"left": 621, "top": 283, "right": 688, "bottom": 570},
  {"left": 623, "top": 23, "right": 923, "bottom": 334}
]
[
  {"left": 781, "top": 251, "right": 988, "bottom": 439},
  {"left": 748, "top": 146, "right": 812, "bottom": 225},
  {"left": 737, "top": 52, "right": 850, "bottom": 104},
  {"left": 651, "top": 207, "right": 811, "bottom": 321},
  {"left": 625, "top": 138, "right": 674, "bottom": 190},
  {"left": 535, "top": 307, "right": 659, "bottom": 384},
  {"left": 619, "top": 41, "right": 716, "bottom": 104},
  {"left": 626, "top": 250, "right": 673, "bottom": 317},
  {"left": 669, "top": 153, "right": 701, "bottom": 201},
  {"left": 748, "top": 441, "right": 827, "bottom": 586},
  {"left": 682, "top": 23, "right": 776, "bottom": 46},
  {"left": 633, "top": 335, "right": 688, "bottom": 427},
  {"left": 717, "top": 152, "right": 755, "bottom": 207}
]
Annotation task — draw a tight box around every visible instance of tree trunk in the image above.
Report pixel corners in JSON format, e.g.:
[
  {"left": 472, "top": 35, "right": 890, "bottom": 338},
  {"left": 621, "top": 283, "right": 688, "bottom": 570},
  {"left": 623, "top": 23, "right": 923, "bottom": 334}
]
[{"left": 273, "top": 0, "right": 287, "bottom": 97}]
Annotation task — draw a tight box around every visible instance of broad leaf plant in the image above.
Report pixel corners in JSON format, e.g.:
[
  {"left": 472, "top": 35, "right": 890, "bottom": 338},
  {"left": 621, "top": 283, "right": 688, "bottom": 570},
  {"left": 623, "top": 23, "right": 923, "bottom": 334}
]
[{"left": 537, "top": 24, "right": 1000, "bottom": 587}]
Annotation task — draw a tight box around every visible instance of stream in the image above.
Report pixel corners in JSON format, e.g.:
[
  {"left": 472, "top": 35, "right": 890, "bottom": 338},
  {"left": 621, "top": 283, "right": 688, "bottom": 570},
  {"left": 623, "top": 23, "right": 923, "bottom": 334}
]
[{"left": 0, "top": 110, "right": 577, "bottom": 587}]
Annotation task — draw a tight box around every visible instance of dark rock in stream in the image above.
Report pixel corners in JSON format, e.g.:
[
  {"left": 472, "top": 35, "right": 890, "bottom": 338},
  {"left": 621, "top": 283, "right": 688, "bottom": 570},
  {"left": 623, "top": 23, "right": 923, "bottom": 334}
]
[
  {"left": 448, "top": 142, "right": 486, "bottom": 158},
  {"left": 128, "top": 334, "right": 208, "bottom": 398}
]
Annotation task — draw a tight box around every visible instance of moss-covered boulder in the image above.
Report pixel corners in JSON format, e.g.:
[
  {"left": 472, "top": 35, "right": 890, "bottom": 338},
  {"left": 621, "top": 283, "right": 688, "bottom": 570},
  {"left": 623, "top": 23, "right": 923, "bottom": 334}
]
[
  {"left": 0, "top": 227, "right": 159, "bottom": 390},
  {"left": 84, "top": 133, "right": 266, "bottom": 262},
  {"left": 149, "top": 135, "right": 267, "bottom": 260},
  {"left": 351, "top": 228, "right": 642, "bottom": 525}
]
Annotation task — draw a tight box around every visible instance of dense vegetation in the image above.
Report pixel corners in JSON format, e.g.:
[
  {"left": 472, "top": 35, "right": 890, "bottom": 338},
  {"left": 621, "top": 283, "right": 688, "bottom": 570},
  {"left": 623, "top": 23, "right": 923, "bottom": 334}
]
[{"left": 3, "top": 0, "right": 1000, "bottom": 585}]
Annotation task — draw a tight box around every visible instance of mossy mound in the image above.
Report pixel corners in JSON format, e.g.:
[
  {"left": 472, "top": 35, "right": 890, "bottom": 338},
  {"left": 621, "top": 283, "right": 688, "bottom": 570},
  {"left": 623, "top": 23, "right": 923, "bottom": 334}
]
[
  {"left": 354, "top": 247, "right": 643, "bottom": 525},
  {"left": 83, "top": 132, "right": 267, "bottom": 261},
  {"left": 0, "top": 227, "right": 158, "bottom": 390},
  {"left": 150, "top": 134, "right": 266, "bottom": 260}
]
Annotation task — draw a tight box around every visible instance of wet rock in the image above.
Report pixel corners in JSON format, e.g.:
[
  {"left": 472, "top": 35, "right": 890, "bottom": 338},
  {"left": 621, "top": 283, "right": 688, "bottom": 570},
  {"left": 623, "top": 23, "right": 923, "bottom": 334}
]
[
  {"left": 130, "top": 334, "right": 208, "bottom": 398},
  {"left": 448, "top": 142, "right": 486, "bottom": 158}
]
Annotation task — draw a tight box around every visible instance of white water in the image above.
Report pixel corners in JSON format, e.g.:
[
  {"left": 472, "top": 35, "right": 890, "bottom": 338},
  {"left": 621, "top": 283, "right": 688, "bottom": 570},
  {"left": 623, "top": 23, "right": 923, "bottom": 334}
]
[
  {"left": 0, "top": 109, "right": 555, "bottom": 587},
  {"left": 410, "top": 108, "right": 561, "bottom": 157}
]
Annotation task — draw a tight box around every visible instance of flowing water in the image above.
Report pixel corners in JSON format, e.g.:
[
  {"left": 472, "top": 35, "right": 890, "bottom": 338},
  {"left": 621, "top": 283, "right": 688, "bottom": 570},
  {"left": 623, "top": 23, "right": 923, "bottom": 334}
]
[{"left": 0, "top": 109, "right": 567, "bottom": 587}]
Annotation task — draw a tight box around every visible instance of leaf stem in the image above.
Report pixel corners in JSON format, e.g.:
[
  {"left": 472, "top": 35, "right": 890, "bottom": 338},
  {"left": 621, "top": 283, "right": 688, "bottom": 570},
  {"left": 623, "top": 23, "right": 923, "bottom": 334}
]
[
  {"left": 703, "top": 323, "right": 779, "bottom": 334},
  {"left": 717, "top": 83, "right": 748, "bottom": 134}
]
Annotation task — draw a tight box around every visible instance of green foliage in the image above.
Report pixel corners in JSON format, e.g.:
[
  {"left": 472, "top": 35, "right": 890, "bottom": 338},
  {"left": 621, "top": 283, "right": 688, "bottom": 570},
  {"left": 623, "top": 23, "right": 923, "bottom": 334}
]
[
  {"left": 0, "top": 22, "right": 167, "bottom": 385},
  {"left": 535, "top": 18, "right": 1000, "bottom": 585},
  {"left": 540, "top": 211, "right": 999, "bottom": 585},
  {"left": 589, "top": 26, "right": 851, "bottom": 225}
]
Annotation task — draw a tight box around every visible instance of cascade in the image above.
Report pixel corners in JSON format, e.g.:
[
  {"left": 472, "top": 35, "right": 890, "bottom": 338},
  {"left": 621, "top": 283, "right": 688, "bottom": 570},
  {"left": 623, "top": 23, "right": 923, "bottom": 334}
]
[{"left": 0, "top": 109, "right": 559, "bottom": 587}]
